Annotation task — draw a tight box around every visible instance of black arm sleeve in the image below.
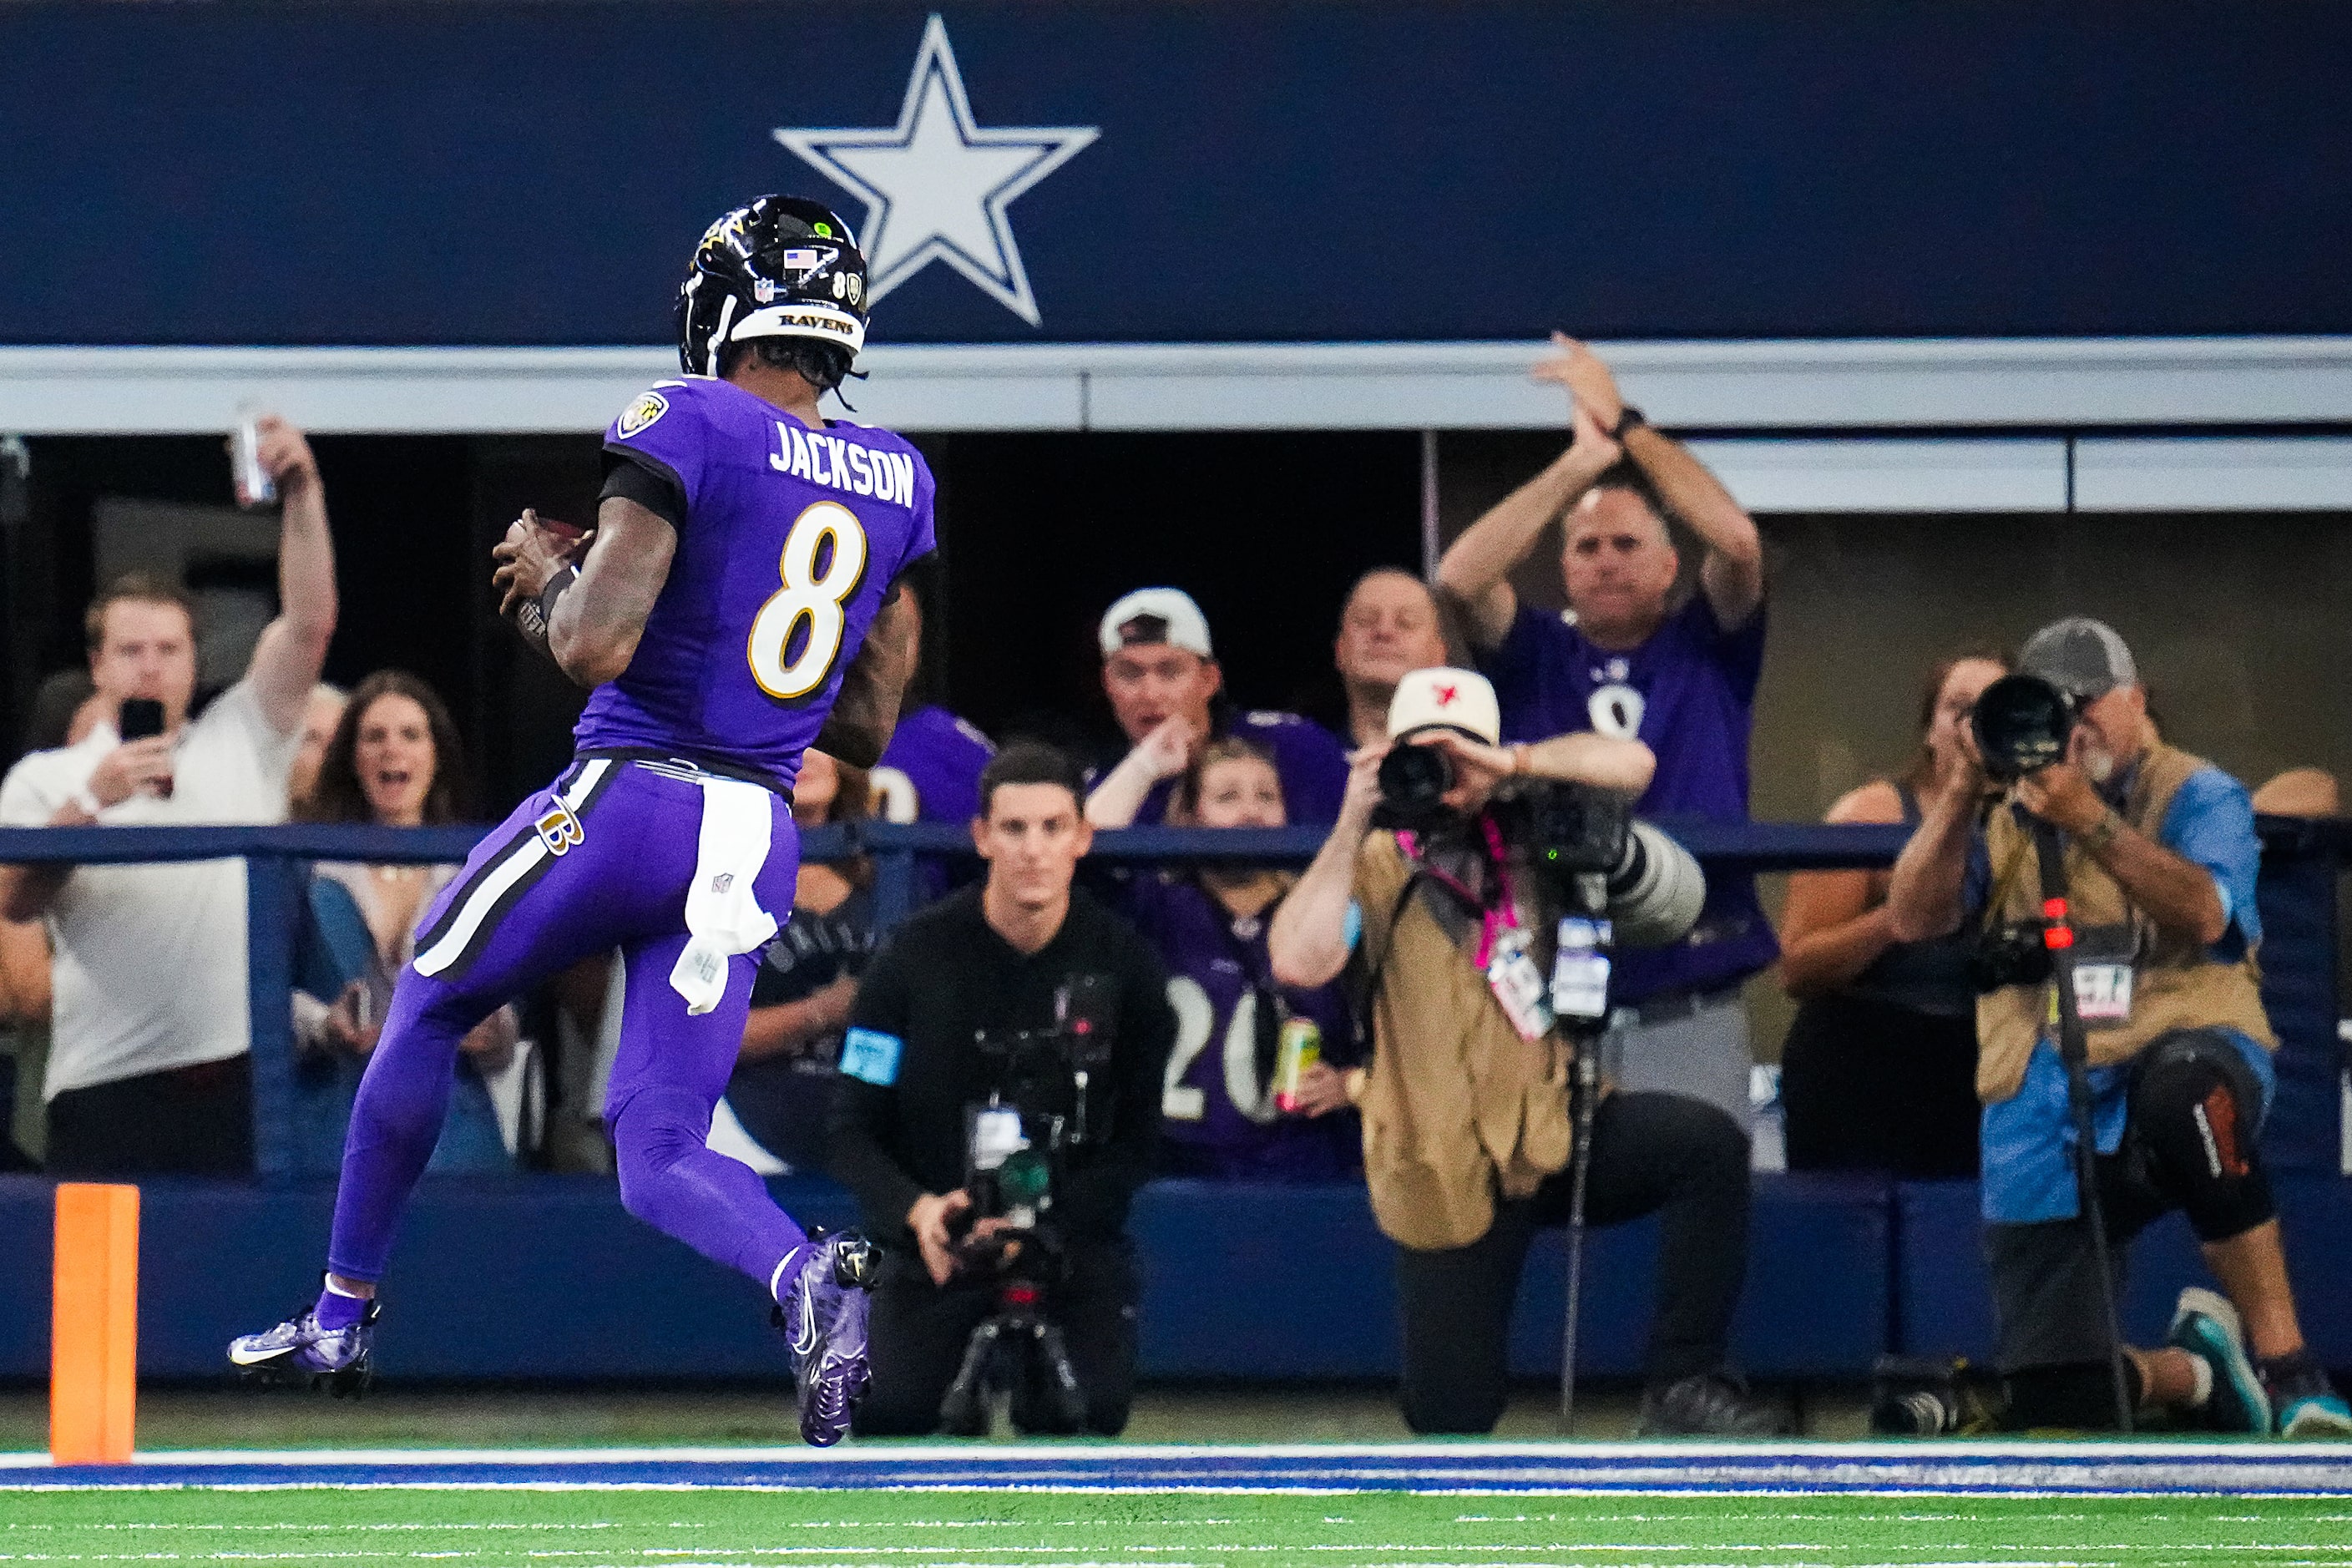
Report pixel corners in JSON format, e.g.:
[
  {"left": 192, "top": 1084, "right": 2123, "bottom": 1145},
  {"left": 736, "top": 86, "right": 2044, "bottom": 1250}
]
[
  {"left": 1055, "top": 932, "right": 1176, "bottom": 1241},
  {"left": 824, "top": 944, "right": 927, "bottom": 1240},
  {"left": 600, "top": 449, "right": 688, "bottom": 533}
]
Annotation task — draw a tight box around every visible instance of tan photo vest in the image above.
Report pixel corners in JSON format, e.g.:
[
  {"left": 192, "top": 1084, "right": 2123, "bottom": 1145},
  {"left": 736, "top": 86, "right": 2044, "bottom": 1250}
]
[{"left": 1975, "top": 742, "right": 2274, "bottom": 1105}]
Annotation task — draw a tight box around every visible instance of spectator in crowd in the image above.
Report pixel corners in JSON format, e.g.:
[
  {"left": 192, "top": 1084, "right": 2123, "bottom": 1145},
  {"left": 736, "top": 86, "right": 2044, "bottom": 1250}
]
[
  {"left": 1126, "top": 736, "right": 1357, "bottom": 1181},
  {"left": 1434, "top": 335, "right": 1772, "bottom": 1130},
  {"left": 1268, "top": 667, "right": 1782, "bottom": 1437},
  {"left": 829, "top": 743, "right": 1176, "bottom": 1436},
  {"left": 21, "top": 668, "right": 98, "bottom": 756},
  {"left": 0, "top": 914, "right": 47, "bottom": 1168},
  {"left": 721, "top": 748, "right": 878, "bottom": 1171},
  {"left": 0, "top": 415, "right": 336, "bottom": 1176},
  {"left": 1085, "top": 587, "right": 1349, "bottom": 828},
  {"left": 1776, "top": 650, "right": 2007, "bottom": 1179},
  {"left": 287, "top": 682, "right": 348, "bottom": 810},
  {"left": 293, "top": 670, "right": 513, "bottom": 1172},
  {"left": 872, "top": 574, "right": 994, "bottom": 828},
  {"left": 1889, "top": 617, "right": 2351, "bottom": 1437},
  {"left": 1332, "top": 569, "right": 1453, "bottom": 751},
  {"left": 2252, "top": 767, "right": 2339, "bottom": 817}
]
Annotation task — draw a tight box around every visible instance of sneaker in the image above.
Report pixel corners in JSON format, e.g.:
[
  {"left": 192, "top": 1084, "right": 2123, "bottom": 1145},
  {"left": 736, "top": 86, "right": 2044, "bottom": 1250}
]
[
  {"left": 2260, "top": 1348, "right": 2352, "bottom": 1439},
  {"left": 774, "top": 1231, "right": 877, "bottom": 1447},
  {"left": 1635, "top": 1372, "right": 1790, "bottom": 1437},
  {"left": 2167, "top": 1287, "right": 2270, "bottom": 1434},
  {"left": 226, "top": 1297, "right": 377, "bottom": 1396}
]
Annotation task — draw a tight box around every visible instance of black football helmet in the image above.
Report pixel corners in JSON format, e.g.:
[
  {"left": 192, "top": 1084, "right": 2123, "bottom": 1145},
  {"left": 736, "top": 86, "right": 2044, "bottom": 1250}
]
[{"left": 675, "top": 196, "right": 869, "bottom": 383}]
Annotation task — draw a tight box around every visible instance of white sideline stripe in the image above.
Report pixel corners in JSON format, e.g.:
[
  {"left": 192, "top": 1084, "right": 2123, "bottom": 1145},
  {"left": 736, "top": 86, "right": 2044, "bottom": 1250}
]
[
  {"left": 412, "top": 759, "right": 607, "bottom": 978},
  {"left": 3, "top": 1438, "right": 2349, "bottom": 1464}
]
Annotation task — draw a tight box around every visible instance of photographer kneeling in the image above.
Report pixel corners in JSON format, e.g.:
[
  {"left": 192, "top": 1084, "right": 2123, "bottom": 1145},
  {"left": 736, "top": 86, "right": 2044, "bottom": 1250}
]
[
  {"left": 827, "top": 743, "right": 1176, "bottom": 1437},
  {"left": 1268, "top": 669, "right": 1782, "bottom": 1436},
  {"left": 1888, "top": 618, "right": 2349, "bottom": 1436}
]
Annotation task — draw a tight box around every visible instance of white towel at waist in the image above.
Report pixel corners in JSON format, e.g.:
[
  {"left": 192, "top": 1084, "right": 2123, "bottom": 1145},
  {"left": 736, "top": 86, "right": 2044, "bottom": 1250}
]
[{"left": 669, "top": 775, "right": 783, "bottom": 1014}]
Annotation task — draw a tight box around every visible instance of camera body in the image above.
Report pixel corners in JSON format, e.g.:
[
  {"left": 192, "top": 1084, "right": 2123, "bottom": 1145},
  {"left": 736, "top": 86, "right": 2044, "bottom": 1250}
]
[
  {"left": 1969, "top": 919, "right": 2056, "bottom": 993},
  {"left": 1971, "top": 673, "right": 2080, "bottom": 781},
  {"left": 1378, "top": 771, "right": 1709, "bottom": 950},
  {"left": 941, "top": 979, "right": 1120, "bottom": 1437},
  {"left": 961, "top": 975, "right": 1118, "bottom": 1242}
]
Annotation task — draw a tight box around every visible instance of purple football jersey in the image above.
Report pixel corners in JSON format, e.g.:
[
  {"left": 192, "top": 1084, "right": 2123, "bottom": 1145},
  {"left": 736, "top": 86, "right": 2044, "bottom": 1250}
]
[
  {"left": 1131, "top": 710, "right": 1352, "bottom": 826},
  {"left": 877, "top": 704, "right": 994, "bottom": 824},
  {"left": 1479, "top": 595, "right": 1778, "bottom": 1000},
  {"left": 1126, "top": 873, "right": 1358, "bottom": 1181},
  {"left": 577, "top": 377, "right": 935, "bottom": 789}
]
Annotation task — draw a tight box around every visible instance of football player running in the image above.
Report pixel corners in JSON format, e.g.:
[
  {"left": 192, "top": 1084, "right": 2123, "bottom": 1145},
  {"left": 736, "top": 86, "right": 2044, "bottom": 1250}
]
[{"left": 230, "top": 197, "right": 928, "bottom": 1446}]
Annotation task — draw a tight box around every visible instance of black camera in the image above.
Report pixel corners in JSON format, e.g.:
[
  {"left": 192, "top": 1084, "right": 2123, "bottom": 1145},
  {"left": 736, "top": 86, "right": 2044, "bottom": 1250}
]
[
  {"left": 1495, "top": 779, "right": 1709, "bottom": 948},
  {"left": 941, "top": 977, "right": 1117, "bottom": 1436},
  {"left": 1971, "top": 673, "right": 2078, "bottom": 782},
  {"left": 1969, "top": 920, "right": 2055, "bottom": 993},
  {"left": 1372, "top": 741, "right": 1456, "bottom": 830}
]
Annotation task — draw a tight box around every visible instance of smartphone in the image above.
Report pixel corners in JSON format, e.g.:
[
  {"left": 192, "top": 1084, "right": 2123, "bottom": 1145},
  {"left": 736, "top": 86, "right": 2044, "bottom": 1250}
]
[
  {"left": 119, "top": 698, "right": 165, "bottom": 741},
  {"left": 232, "top": 405, "right": 276, "bottom": 508}
]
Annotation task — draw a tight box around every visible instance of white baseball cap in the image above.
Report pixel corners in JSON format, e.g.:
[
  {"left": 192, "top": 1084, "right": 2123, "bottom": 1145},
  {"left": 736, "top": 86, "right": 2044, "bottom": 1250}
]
[
  {"left": 1099, "top": 588, "right": 1214, "bottom": 660},
  {"left": 1387, "top": 666, "right": 1501, "bottom": 746}
]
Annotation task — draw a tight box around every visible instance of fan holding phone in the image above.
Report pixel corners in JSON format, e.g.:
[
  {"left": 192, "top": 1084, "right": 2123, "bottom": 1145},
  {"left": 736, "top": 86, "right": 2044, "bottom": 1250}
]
[{"left": 0, "top": 412, "right": 341, "bottom": 1178}]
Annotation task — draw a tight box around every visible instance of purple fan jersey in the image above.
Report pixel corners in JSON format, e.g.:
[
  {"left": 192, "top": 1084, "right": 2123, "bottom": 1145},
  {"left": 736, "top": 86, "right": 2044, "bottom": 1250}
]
[
  {"left": 1479, "top": 595, "right": 1778, "bottom": 1001},
  {"left": 1126, "top": 873, "right": 1358, "bottom": 1181},
  {"left": 877, "top": 704, "right": 994, "bottom": 824},
  {"left": 578, "top": 377, "right": 935, "bottom": 790},
  {"left": 1130, "top": 710, "right": 1351, "bottom": 826}
]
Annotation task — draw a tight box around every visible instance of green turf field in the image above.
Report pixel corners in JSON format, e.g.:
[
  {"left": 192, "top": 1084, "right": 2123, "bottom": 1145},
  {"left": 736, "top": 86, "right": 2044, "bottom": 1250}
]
[{"left": 8, "top": 1488, "right": 2352, "bottom": 1568}]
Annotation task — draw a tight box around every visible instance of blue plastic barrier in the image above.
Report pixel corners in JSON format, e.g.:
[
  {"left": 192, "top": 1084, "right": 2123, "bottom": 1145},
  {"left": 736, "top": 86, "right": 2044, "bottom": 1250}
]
[
  {"left": 0, "top": 1172, "right": 1885, "bottom": 1383},
  {"left": 0, "top": 815, "right": 2340, "bottom": 1384},
  {"left": 1894, "top": 1176, "right": 2352, "bottom": 1368}
]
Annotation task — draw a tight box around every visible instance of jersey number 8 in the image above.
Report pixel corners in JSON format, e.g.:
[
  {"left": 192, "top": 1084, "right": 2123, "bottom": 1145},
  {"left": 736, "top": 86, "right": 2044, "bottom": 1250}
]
[{"left": 747, "top": 500, "right": 869, "bottom": 700}]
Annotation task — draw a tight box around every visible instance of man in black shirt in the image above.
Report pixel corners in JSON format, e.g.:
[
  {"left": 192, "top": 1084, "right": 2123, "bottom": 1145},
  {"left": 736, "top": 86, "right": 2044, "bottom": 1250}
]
[{"left": 827, "top": 742, "right": 1176, "bottom": 1436}]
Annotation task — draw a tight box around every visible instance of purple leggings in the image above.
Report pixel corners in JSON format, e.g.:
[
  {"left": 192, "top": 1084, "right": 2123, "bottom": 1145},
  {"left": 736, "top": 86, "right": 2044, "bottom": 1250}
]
[{"left": 327, "top": 756, "right": 807, "bottom": 1292}]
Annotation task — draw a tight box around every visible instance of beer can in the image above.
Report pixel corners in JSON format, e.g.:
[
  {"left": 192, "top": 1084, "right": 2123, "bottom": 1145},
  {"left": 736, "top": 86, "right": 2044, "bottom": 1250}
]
[
  {"left": 232, "top": 405, "right": 276, "bottom": 508},
  {"left": 1272, "top": 1017, "right": 1322, "bottom": 1114}
]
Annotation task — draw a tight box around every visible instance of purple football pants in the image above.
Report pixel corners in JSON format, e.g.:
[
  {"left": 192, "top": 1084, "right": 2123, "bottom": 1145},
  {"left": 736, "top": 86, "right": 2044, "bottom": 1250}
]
[{"left": 326, "top": 756, "right": 808, "bottom": 1292}]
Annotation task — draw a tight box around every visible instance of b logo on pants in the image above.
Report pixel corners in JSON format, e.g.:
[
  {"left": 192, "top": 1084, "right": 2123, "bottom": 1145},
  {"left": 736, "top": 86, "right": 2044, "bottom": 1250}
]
[{"left": 534, "top": 802, "right": 585, "bottom": 856}]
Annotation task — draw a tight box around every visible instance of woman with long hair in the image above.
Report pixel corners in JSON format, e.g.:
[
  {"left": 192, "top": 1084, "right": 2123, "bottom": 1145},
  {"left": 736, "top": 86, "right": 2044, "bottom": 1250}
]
[
  {"left": 1128, "top": 736, "right": 1357, "bottom": 1181},
  {"left": 1776, "top": 649, "right": 2009, "bottom": 1178},
  {"left": 294, "top": 670, "right": 515, "bottom": 1171}
]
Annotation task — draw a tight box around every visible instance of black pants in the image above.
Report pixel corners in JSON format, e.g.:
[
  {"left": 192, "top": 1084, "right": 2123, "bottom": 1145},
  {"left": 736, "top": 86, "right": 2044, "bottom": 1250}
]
[
  {"left": 854, "top": 1237, "right": 1140, "bottom": 1437},
  {"left": 1394, "top": 1089, "right": 1752, "bottom": 1435},
  {"left": 46, "top": 1055, "right": 253, "bottom": 1177},
  {"left": 1780, "top": 993, "right": 1980, "bottom": 1178},
  {"left": 1990, "top": 1028, "right": 2276, "bottom": 1429}
]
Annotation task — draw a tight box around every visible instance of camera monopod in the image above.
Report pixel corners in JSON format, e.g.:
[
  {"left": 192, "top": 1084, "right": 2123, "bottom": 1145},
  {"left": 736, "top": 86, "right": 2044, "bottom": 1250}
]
[
  {"left": 1552, "top": 873, "right": 1614, "bottom": 1435},
  {"left": 2028, "top": 817, "right": 2136, "bottom": 1433}
]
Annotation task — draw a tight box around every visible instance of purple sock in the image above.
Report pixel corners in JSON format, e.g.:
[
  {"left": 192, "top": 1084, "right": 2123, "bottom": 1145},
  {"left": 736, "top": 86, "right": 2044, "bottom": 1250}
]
[{"left": 312, "top": 1283, "right": 369, "bottom": 1331}]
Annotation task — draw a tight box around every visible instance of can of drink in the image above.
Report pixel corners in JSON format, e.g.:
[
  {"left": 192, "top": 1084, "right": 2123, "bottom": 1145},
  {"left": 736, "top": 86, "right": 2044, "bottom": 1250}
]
[
  {"left": 232, "top": 405, "right": 276, "bottom": 508},
  {"left": 1272, "top": 1017, "right": 1322, "bottom": 1114}
]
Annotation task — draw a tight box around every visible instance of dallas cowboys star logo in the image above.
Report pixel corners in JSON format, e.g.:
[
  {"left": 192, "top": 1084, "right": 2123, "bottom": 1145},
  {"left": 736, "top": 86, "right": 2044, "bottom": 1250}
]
[{"left": 774, "top": 15, "right": 1098, "bottom": 326}]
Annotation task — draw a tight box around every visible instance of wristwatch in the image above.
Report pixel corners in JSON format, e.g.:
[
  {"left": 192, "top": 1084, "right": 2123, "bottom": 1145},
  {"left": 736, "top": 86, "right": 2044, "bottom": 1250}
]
[{"left": 1609, "top": 405, "right": 1648, "bottom": 439}]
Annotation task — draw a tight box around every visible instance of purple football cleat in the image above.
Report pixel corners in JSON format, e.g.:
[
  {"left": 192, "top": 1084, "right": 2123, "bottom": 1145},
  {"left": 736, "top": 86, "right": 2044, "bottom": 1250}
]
[
  {"left": 775, "top": 1231, "right": 877, "bottom": 1446},
  {"left": 227, "top": 1297, "right": 378, "bottom": 1396}
]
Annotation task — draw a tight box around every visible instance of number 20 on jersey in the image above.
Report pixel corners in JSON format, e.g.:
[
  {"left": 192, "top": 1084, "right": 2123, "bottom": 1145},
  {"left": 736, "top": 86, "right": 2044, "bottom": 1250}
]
[{"left": 747, "top": 500, "right": 868, "bottom": 700}]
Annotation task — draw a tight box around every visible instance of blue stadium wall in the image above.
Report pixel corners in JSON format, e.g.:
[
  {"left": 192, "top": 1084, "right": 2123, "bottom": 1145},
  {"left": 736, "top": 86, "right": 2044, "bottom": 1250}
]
[{"left": 0, "top": 1, "right": 2346, "bottom": 348}]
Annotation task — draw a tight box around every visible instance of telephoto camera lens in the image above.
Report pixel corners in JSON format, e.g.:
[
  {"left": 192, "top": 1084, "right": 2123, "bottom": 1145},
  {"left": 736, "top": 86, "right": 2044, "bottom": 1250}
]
[
  {"left": 1373, "top": 741, "right": 1455, "bottom": 827},
  {"left": 1970, "top": 673, "right": 2077, "bottom": 781}
]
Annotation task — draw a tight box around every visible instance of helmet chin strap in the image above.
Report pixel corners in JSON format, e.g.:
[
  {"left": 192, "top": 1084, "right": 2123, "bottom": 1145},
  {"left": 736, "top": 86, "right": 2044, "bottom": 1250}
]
[{"left": 707, "top": 295, "right": 739, "bottom": 377}]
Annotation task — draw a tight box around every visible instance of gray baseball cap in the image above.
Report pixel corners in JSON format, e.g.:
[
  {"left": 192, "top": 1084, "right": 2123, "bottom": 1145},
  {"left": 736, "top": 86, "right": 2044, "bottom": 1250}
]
[{"left": 2018, "top": 617, "right": 2137, "bottom": 701}]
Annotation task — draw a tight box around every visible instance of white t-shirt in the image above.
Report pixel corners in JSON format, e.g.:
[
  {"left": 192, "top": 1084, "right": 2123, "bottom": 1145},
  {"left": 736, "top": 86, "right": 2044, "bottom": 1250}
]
[{"left": 0, "top": 681, "right": 300, "bottom": 1098}]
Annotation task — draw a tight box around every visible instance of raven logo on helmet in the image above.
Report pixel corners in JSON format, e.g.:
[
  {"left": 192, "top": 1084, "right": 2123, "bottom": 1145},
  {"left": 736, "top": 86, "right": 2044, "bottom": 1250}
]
[{"left": 676, "top": 195, "right": 870, "bottom": 388}]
